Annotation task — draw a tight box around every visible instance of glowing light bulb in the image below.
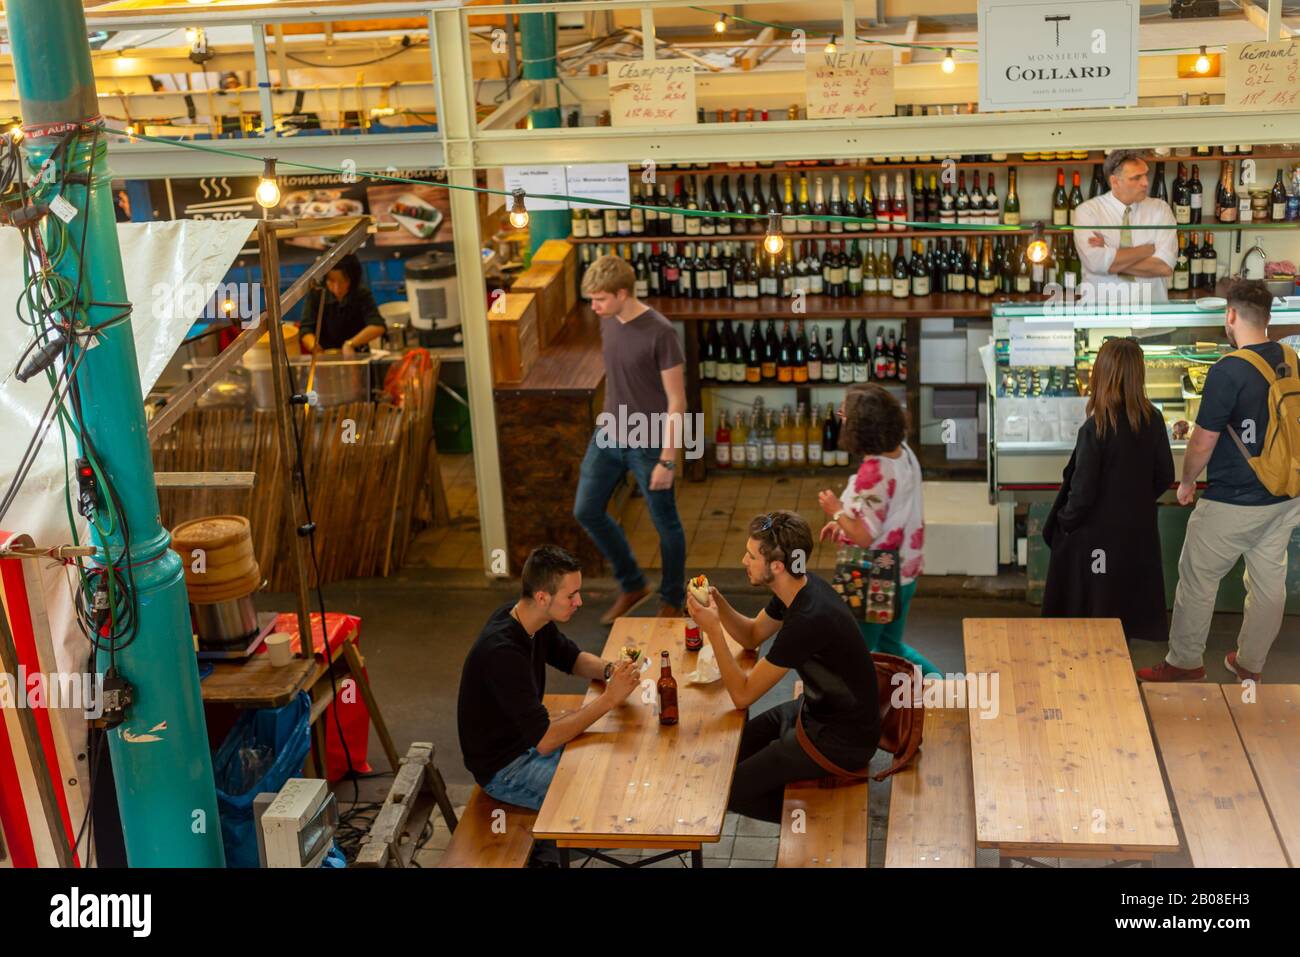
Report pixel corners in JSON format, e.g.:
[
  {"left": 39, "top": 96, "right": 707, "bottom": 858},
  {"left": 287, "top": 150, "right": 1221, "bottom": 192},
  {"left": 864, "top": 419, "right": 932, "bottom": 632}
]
[
  {"left": 185, "top": 27, "right": 200, "bottom": 44},
  {"left": 1194, "top": 47, "right": 1211, "bottom": 75},
  {"left": 124, "top": 123, "right": 138, "bottom": 137},
  {"left": 714, "top": 15, "right": 727, "bottom": 34},
  {"left": 942, "top": 49, "right": 956, "bottom": 74},
  {"left": 8, "top": 124, "right": 23, "bottom": 142},
  {"left": 1026, "top": 223, "right": 1049, "bottom": 264},
  {"left": 222, "top": 299, "right": 235, "bottom": 316},
  {"left": 763, "top": 211, "right": 785, "bottom": 255},
  {"left": 255, "top": 158, "right": 280, "bottom": 209},
  {"left": 825, "top": 35, "right": 837, "bottom": 55},
  {"left": 508, "top": 188, "right": 530, "bottom": 229}
]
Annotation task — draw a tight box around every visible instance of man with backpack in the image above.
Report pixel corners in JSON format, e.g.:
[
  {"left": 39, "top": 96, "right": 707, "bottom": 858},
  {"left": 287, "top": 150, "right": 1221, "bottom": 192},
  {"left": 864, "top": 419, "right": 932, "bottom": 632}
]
[{"left": 1140, "top": 279, "right": 1300, "bottom": 684}]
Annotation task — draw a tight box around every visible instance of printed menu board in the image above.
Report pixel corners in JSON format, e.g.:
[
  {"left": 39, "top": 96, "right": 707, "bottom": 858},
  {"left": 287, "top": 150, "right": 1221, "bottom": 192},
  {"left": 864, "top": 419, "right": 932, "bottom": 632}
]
[{"left": 608, "top": 59, "right": 697, "bottom": 126}]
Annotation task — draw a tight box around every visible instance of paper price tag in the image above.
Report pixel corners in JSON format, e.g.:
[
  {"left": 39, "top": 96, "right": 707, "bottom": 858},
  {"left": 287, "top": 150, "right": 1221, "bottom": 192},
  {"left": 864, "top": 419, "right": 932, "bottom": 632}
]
[{"left": 49, "top": 194, "right": 78, "bottom": 223}]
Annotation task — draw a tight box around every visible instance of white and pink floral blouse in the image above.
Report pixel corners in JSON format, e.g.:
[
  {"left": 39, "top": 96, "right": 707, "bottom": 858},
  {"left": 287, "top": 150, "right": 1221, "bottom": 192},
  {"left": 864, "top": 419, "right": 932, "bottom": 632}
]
[{"left": 835, "top": 444, "right": 926, "bottom": 584}]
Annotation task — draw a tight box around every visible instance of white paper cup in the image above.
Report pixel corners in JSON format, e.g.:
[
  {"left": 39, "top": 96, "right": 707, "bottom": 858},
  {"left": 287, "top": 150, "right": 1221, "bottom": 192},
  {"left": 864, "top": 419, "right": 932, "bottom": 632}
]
[{"left": 265, "top": 632, "right": 293, "bottom": 667}]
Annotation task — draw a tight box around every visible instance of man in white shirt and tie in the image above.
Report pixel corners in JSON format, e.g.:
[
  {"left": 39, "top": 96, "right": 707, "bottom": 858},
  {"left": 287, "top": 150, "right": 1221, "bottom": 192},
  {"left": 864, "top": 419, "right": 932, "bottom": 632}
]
[{"left": 1071, "top": 150, "right": 1176, "bottom": 307}]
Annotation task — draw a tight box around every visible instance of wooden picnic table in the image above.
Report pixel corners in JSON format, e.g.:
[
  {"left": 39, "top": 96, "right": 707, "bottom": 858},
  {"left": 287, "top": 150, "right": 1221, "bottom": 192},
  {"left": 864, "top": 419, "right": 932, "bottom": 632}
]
[
  {"left": 962, "top": 618, "right": 1180, "bottom": 864},
  {"left": 532, "top": 617, "right": 754, "bottom": 868}
]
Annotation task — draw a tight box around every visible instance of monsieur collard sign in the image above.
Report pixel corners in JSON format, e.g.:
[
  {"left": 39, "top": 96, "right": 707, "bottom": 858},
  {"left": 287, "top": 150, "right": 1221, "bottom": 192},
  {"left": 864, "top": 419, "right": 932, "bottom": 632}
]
[{"left": 978, "top": 0, "right": 1139, "bottom": 112}]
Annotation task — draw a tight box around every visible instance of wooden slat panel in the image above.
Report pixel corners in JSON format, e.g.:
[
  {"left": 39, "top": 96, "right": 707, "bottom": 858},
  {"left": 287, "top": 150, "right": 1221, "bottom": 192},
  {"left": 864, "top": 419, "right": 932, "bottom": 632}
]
[
  {"left": 532, "top": 618, "right": 752, "bottom": 847},
  {"left": 1222, "top": 683, "right": 1300, "bottom": 867},
  {"left": 963, "top": 618, "right": 1178, "bottom": 855},
  {"left": 777, "top": 777, "right": 868, "bottom": 868},
  {"left": 885, "top": 680, "right": 976, "bottom": 867},
  {"left": 1143, "top": 683, "right": 1287, "bottom": 868}
]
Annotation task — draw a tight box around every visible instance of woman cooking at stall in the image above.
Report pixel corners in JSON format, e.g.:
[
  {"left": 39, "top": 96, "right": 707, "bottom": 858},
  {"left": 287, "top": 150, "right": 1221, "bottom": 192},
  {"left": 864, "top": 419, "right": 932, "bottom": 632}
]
[{"left": 298, "top": 253, "right": 385, "bottom": 356}]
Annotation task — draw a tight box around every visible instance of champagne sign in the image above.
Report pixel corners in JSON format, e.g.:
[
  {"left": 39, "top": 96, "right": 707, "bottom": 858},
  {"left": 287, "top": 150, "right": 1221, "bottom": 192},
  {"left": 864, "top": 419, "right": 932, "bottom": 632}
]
[
  {"left": 978, "top": 0, "right": 1139, "bottom": 112},
  {"left": 1225, "top": 41, "right": 1300, "bottom": 111},
  {"left": 609, "top": 59, "right": 697, "bottom": 127},
  {"left": 804, "top": 47, "right": 895, "bottom": 119}
]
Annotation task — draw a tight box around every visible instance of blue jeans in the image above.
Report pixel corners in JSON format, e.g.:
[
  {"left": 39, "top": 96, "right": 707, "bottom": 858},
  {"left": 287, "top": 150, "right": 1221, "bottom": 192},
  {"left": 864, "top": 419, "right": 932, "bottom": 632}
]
[
  {"left": 483, "top": 746, "right": 564, "bottom": 811},
  {"left": 573, "top": 435, "right": 686, "bottom": 608}
]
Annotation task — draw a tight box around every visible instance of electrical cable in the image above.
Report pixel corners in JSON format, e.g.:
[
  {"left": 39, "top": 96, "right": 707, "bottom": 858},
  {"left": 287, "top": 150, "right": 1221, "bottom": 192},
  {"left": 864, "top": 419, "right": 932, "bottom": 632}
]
[{"left": 285, "top": 38, "right": 422, "bottom": 70}]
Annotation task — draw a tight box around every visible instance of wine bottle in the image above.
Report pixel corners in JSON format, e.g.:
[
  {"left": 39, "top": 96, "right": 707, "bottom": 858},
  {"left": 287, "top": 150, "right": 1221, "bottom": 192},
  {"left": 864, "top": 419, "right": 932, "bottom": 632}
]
[
  {"left": 891, "top": 238, "right": 910, "bottom": 299},
  {"left": 1052, "top": 168, "right": 1068, "bottom": 226},
  {"left": 1271, "top": 168, "right": 1288, "bottom": 222},
  {"left": 812, "top": 176, "right": 829, "bottom": 234},
  {"left": 1188, "top": 164, "right": 1203, "bottom": 224},
  {"left": 910, "top": 239, "right": 930, "bottom": 297},
  {"left": 984, "top": 173, "right": 999, "bottom": 225},
  {"left": 778, "top": 320, "right": 795, "bottom": 383},
  {"left": 716, "top": 176, "right": 733, "bottom": 236},
  {"left": 794, "top": 321, "right": 809, "bottom": 383},
  {"left": 1068, "top": 171, "right": 1084, "bottom": 225},
  {"left": 977, "top": 237, "right": 997, "bottom": 296},
  {"left": 1003, "top": 167, "right": 1020, "bottom": 226},
  {"left": 838, "top": 320, "right": 854, "bottom": 383},
  {"left": 746, "top": 322, "right": 763, "bottom": 382},
  {"left": 1172, "top": 162, "right": 1191, "bottom": 225},
  {"left": 822, "top": 327, "right": 838, "bottom": 382},
  {"left": 822, "top": 405, "right": 837, "bottom": 468},
  {"left": 955, "top": 170, "right": 970, "bottom": 224},
  {"left": 807, "top": 323, "right": 823, "bottom": 380},
  {"left": 796, "top": 175, "right": 813, "bottom": 234},
  {"left": 1201, "top": 231, "right": 1217, "bottom": 288},
  {"left": 1172, "top": 232, "right": 1190, "bottom": 292},
  {"left": 891, "top": 173, "right": 908, "bottom": 231},
  {"left": 844, "top": 175, "right": 860, "bottom": 233},
  {"left": 940, "top": 175, "right": 956, "bottom": 225},
  {"left": 847, "top": 239, "right": 864, "bottom": 296},
  {"left": 1216, "top": 161, "right": 1238, "bottom": 223},
  {"left": 854, "top": 319, "right": 871, "bottom": 383}
]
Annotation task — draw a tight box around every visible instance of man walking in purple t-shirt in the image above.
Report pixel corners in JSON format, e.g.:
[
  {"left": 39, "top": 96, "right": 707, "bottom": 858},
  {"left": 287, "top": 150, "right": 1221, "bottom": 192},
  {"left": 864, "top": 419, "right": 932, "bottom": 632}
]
[{"left": 574, "top": 255, "right": 688, "bottom": 622}]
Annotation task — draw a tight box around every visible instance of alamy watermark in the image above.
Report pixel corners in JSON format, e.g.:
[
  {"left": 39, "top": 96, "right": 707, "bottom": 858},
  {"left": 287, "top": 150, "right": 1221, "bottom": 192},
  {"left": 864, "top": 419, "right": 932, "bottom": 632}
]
[
  {"left": 889, "top": 665, "right": 1001, "bottom": 720},
  {"left": 151, "top": 281, "right": 263, "bottom": 326},
  {"left": 0, "top": 668, "right": 106, "bottom": 720},
  {"left": 595, "top": 405, "right": 705, "bottom": 460}
]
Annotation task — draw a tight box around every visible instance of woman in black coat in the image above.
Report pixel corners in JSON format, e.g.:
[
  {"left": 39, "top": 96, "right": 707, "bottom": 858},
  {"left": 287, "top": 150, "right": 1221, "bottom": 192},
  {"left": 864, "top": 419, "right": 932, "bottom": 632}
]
[{"left": 1043, "top": 337, "right": 1175, "bottom": 641}]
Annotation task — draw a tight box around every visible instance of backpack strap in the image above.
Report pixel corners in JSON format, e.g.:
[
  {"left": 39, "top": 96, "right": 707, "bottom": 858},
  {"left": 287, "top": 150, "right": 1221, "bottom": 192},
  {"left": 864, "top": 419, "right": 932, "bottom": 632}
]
[
  {"left": 1278, "top": 343, "right": 1299, "bottom": 379},
  {"left": 1227, "top": 347, "right": 1278, "bottom": 384}
]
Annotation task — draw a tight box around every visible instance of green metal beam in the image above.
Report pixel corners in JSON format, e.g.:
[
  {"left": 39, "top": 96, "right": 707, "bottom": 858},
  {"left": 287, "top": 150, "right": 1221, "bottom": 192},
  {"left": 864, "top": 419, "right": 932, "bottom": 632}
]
[{"left": 5, "top": 0, "right": 224, "bottom": 866}]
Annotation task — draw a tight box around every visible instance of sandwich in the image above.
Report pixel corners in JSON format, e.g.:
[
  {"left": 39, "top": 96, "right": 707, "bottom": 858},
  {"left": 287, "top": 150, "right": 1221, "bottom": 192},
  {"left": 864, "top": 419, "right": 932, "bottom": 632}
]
[{"left": 688, "top": 574, "right": 711, "bottom": 605}]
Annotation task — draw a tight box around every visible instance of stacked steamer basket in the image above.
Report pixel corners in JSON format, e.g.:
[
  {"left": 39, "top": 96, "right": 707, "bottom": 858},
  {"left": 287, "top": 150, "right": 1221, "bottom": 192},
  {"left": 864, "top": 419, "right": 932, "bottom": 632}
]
[{"left": 171, "top": 515, "right": 263, "bottom": 649}]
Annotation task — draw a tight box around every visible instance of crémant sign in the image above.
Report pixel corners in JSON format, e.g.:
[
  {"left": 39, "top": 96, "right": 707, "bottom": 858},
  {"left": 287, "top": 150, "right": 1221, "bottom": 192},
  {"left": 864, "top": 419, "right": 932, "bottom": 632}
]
[{"left": 978, "top": 0, "right": 1139, "bottom": 112}]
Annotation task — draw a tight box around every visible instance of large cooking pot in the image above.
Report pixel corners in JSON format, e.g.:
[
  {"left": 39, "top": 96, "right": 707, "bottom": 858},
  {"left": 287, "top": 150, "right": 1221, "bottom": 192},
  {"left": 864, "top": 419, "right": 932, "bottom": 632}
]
[{"left": 244, "top": 354, "right": 371, "bottom": 409}]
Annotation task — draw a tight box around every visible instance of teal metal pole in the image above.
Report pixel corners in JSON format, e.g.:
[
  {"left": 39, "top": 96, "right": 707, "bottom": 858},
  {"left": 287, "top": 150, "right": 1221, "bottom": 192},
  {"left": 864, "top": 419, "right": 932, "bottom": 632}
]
[
  {"left": 5, "top": 0, "right": 225, "bottom": 866},
  {"left": 520, "top": 0, "right": 568, "bottom": 253}
]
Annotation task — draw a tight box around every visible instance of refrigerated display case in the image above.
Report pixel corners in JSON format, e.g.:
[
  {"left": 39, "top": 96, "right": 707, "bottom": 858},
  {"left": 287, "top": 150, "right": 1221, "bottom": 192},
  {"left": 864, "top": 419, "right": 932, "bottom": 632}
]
[{"left": 987, "top": 298, "right": 1300, "bottom": 504}]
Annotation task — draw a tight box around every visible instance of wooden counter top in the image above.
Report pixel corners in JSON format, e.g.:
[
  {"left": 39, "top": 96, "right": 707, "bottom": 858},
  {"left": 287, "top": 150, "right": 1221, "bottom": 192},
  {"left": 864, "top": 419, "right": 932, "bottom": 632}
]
[{"left": 494, "top": 307, "right": 604, "bottom": 397}]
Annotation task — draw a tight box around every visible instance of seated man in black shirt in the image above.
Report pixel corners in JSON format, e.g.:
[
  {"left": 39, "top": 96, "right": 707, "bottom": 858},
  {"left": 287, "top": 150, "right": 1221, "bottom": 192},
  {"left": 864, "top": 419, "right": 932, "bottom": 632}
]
[
  {"left": 687, "top": 511, "right": 881, "bottom": 823},
  {"left": 457, "top": 545, "right": 640, "bottom": 810}
]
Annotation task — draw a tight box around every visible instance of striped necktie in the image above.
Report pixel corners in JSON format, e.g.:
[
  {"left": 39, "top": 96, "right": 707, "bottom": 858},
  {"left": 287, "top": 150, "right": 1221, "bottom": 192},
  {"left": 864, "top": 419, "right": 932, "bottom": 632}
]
[{"left": 1118, "top": 205, "right": 1136, "bottom": 281}]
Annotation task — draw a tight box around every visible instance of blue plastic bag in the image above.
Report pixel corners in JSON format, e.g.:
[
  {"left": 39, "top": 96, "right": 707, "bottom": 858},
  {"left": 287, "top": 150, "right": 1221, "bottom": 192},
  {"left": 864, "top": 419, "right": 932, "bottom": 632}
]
[{"left": 212, "top": 691, "right": 312, "bottom": 868}]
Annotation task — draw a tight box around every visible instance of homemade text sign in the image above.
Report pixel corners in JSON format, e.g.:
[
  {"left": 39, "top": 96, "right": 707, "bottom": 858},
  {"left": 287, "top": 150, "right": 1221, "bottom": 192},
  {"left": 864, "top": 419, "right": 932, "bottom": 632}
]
[
  {"left": 805, "top": 47, "right": 895, "bottom": 119},
  {"left": 1226, "top": 41, "right": 1300, "bottom": 111},
  {"left": 609, "top": 59, "right": 697, "bottom": 127}
]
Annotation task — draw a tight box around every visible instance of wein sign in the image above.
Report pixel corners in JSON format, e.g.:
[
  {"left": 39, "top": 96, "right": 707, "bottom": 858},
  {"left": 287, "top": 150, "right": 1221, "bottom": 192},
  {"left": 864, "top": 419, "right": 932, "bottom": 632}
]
[{"left": 978, "top": 0, "right": 1139, "bottom": 112}]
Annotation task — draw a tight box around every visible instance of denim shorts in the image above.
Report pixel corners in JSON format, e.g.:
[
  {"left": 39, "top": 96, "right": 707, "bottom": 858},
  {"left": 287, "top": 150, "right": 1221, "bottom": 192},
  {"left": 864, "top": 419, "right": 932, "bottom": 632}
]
[{"left": 482, "top": 746, "right": 564, "bottom": 811}]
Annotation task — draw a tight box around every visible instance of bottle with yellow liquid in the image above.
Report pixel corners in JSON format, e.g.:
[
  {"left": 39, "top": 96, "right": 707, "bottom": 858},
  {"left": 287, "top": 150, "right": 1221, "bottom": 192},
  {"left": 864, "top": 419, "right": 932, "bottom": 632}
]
[
  {"left": 730, "top": 411, "right": 748, "bottom": 471},
  {"left": 790, "top": 405, "right": 808, "bottom": 468}
]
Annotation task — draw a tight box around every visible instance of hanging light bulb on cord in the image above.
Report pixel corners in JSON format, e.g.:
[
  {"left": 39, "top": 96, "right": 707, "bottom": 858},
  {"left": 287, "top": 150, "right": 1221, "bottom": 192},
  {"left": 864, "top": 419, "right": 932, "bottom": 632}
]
[
  {"left": 1194, "top": 46, "right": 1211, "bottom": 75},
  {"left": 825, "top": 35, "right": 837, "bottom": 55},
  {"left": 508, "top": 188, "right": 530, "bottom": 229},
  {"left": 763, "top": 211, "right": 785, "bottom": 255},
  {"left": 255, "top": 158, "right": 281, "bottom": 209},
  {"left": 942, "top": 49, "right": 956, "bottom": 74},
  {"left": 1026, "top": 223, "right": 1049, "bottom": 264},
  {"left": 714, "top": 14, "right": 727, "bottom": 33}
]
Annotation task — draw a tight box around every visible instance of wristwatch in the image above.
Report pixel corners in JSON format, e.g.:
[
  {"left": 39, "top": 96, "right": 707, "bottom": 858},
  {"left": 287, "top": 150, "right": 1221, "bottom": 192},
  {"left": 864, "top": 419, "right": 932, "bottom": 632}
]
[
  {"left": 833, "top": 509, "right": 846, "bottom": 522},
  {"left": 603, "top": 661, "right": 615, "bottom": 681},
  {"left": 658, "top": 459, "right": 675, "bottom": 471}
]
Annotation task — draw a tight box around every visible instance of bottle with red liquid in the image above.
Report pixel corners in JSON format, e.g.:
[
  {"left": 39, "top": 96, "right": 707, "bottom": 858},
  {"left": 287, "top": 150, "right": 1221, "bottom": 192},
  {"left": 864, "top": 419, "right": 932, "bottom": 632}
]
[{"left": 658, "top": 651, "right": 679, "bottom": 725}]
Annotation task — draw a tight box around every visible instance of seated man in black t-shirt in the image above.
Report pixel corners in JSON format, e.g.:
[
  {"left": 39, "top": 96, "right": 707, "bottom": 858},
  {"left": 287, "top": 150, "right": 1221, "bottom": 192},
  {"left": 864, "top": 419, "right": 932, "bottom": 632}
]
[
  {"left": 687, "top": 511, "right": 881, "bottom": 823},
  {"left": 456, "top": 546, "right": 640, "bottom": 810}
]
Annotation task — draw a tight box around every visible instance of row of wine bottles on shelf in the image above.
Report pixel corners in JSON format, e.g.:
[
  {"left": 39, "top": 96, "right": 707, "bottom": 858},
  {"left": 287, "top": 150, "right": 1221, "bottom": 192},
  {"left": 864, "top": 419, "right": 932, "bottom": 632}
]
[
  {"left": 572, "top": 168, "right": 1018, "bottom": 238},
  {"left": 699, "top": 319, "right": 907, "bottom": 385},
  {"left": 569, "top": 161, "right": 1298, "bottom": 240},
  {"left": 714, "top": 400, "right": 852, "bottom": 471},
  {"left": 593, "top": 234, "right": 1080, "bottom": 301},
  {"left": 997, "top": 366, "right": 1083, "bottom": 399}
]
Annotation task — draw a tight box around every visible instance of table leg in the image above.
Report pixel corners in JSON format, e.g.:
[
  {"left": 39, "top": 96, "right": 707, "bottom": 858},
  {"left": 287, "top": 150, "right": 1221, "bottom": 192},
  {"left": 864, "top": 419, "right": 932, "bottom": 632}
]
[
  {"left": 340, "top": 639, "right": 401, "bottom": 772},
  {"left": 999, "top": 855, "right": 1011, "bottom": 868},
  {"left": 691, "top": 848, "right": 703, "bottom": 869},
  {"left": 558, "top": 846, "right": 570, "bottom": 869}
]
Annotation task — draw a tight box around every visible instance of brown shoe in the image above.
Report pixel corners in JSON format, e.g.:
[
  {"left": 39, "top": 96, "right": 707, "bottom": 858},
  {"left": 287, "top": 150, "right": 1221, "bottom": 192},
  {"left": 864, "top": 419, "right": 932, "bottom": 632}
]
[
  {"left": 599, "top": 587, "right": 652, "bottom": 625},
  {"left": 656, "top": 604, "right": 685, "bottom": 618}
]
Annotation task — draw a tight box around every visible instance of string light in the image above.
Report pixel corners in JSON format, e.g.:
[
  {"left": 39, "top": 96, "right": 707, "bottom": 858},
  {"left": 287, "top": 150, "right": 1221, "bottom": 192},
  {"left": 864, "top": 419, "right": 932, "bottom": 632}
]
[
  {"left": 508, "top": 188, "right": 530, "bottom": 229},
  {"left": 763, "top": 211, "right": 785, "bottom": 255},
  {"left": 824, "top": 35, "right": 837, "bottom": 55},
  {"left": 222, "top": 299, "right": 235, "bottom": 316},
  {"left": 185, "top": 27, "right": 200, "bottom": 44},
  {"left": 714, "top": 14, "right": 728, "bottom": 33},
  {"left": 942, "top": 49, "right": 956, "bottom": 74},
  {"left": 124, "top": 123, "right": 138, "bottom": 138},
  {"left": 255, "top": 158, "right": 281, "bottom": 208},
  {"left": 1194, "top": 46, "right": 1211, "bottom": 75},
  {"left": 1026, "top": 223, "right": 1049, "bottom": 264},
  {"left": 8, "top": 124, "right": 22, "bottom": 142}
]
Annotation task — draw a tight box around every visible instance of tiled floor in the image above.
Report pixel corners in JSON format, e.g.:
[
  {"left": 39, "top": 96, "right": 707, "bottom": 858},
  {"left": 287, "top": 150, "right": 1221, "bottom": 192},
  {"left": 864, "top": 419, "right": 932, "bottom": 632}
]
[{"left": 411, "top": 453, "right": 844, "bottom": 572}]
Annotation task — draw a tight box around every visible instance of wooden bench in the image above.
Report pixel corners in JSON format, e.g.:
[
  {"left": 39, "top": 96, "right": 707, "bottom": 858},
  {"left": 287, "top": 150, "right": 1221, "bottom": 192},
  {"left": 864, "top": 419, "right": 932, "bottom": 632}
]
[
  {"left": 1223, "top": 683, "right": 1300, "bottom": 866},
  {"left": 438, "top": 693, "right": 586, "bottom": 868},
  {"left": 777, "top": 682, "right": 869, "bottom": 868},
  {"left": 884, "top": 680, "right": 976, "bottom": 868},
  {"left": 1143, "top": 683, "right": 1288, "bottom": 868}
]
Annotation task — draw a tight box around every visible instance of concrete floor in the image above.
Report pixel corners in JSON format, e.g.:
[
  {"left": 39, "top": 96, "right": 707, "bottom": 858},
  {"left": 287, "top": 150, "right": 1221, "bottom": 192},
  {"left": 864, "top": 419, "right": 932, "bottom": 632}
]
[{"left": 257, "top": 565, "right": 1299, "bottom": 867}]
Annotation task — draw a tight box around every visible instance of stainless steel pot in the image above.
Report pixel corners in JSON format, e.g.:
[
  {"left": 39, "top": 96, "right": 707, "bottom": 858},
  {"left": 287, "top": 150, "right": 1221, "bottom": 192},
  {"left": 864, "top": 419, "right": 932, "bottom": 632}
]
[
  {"left": 192, "top": 595, "right": 260, "bottom": 648},
  {"left": 245, "top": 356, "right": 370, "bottom": 409}
]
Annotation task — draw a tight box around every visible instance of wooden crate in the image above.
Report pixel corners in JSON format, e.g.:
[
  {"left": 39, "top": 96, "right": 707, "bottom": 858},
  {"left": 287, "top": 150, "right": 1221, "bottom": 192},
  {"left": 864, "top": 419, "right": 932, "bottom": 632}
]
[
  {"left": 488, "top": 291, "right": 539, "bottom": 385},
  {"left": 511, "top": 261, "right": 568, "bottom": 348},
  {"left": 531, "top": 239, "right": 578, "bottom": 316}
]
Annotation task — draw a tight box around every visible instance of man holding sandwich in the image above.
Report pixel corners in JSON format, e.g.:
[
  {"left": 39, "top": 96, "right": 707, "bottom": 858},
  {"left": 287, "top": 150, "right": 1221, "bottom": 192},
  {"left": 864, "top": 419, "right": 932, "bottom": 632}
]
[{"left": 686, "top": 511, "right": 881, "bottom": 823}]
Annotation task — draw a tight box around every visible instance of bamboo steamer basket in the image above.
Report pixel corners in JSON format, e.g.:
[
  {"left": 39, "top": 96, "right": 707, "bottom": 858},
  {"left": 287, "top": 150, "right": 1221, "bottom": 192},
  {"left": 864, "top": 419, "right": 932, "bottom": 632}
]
[{"left": 171, "top": 515, "right": 261, "bottom": 605}]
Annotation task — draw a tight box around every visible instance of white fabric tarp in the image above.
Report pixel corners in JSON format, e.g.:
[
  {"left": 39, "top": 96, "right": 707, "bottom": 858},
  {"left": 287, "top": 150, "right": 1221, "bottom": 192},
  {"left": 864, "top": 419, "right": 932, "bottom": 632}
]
[{"left": 0, "top": 219, "right": 256, "bottom": 849}]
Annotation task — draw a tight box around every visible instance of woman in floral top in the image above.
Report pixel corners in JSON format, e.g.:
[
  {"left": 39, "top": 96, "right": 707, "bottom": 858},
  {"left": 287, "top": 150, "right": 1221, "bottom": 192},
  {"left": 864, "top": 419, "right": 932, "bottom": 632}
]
[{"left": 817, "top": 383, "right": 940, "bottom": 677}]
